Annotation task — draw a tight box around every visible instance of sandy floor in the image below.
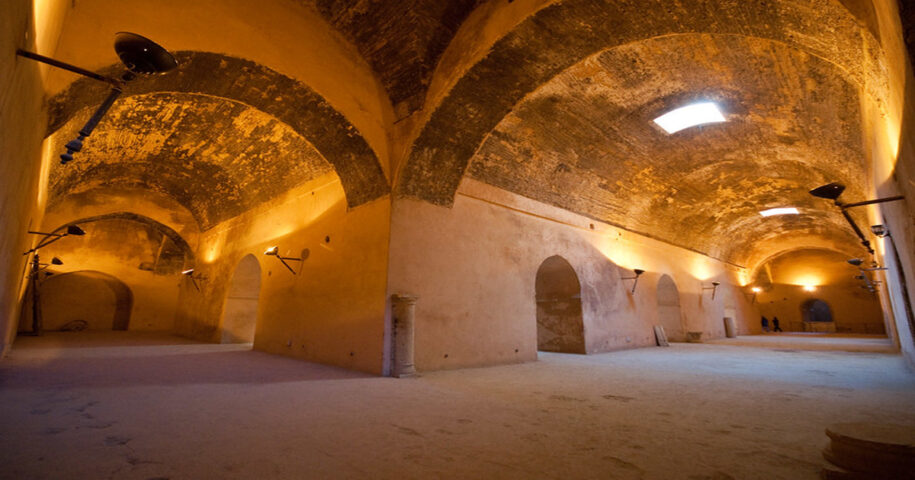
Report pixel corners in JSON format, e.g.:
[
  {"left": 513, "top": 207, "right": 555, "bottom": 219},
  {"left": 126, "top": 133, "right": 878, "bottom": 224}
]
[{"left": 1, "top": 332, "right": 913, "bottom": 480}]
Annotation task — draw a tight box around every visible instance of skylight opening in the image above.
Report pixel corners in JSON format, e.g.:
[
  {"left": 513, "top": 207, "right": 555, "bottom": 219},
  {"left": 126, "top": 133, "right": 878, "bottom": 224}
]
[
  {"left": 759, "top": 207, "right": 799, "bottom": 217},
  {"left": 653, "top": 102, "right": 726, "bottom": 134}
]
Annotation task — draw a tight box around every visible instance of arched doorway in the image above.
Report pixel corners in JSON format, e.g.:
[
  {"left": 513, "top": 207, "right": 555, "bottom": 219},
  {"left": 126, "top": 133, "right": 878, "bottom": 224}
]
[
  {"left": 220, "top": 254, "right": 262, "bottom": 343},
  {"left": 535, "top": 256, "right": 585, "bottom": 354},
  {"left": 657, "top": 275, "right": 684, "bottom": 342},
  {"left": 39, "top": 271, "right": 133, "bottom": 331},
  {"left": 801, "top": 299, "right": 833, "bottom": 323}
]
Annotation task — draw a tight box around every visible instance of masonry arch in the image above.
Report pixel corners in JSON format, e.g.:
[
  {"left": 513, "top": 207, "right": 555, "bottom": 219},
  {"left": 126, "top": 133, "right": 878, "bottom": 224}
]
[
  {"left": 657, "top": 275, "right": 684, "bottom": 342},
  {"left": 47, "top": 52, "right": 388, "bottom": 224},
  {"left": 801, "top": 299, "right": 834, "bottom": 324},
  {"left": 220, "top": 254, "right": 262, "bottom": 344},
  {"left": 38, "top": 271, "right": 133, "bottom": 331},
  {"left": 535, "top": 255, "right": 585, "bottom": 354}
]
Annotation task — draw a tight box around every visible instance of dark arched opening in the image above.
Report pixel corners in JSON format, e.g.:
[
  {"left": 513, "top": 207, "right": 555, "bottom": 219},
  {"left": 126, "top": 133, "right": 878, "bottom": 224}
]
[
  {"left": 535, "top": 255, "right": 585, "bottom": 353},
  {"left": 38, "top": 271, "right": 133, "bottom": 331},
  {"left": 220, "top": 254, "right": 262, "bottom": 344},
  {"left": 801, "top": 299, "right": 834, "bottom": 324}
]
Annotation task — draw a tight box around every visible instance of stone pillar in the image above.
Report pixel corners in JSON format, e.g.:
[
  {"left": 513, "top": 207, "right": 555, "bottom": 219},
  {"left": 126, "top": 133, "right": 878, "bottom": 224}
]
[{"left": 391, "top": 294, "right": 418, "bottom": 378}]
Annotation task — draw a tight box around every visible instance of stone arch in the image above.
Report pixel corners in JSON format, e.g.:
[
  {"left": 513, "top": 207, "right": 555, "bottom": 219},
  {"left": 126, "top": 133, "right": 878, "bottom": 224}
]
[
  {"left": 48, "top": 213, "right": 194, "bottom": 261},
  {"left": 801, "top": 299, "right": 834, "bottom": 324},
  {"left": 400, "top": 0, "right": 885, "bottom": 206},
  {"left": 535, "top": 255, "right": 585, "bottom": 353},
  {"left": 657, "top": 275, "right": 684, "bottom": 342},
  {"left": 38, "top": 271, "right": 133, "bottom": 331},
  {"left": 46, "top": 51, "right": 389, "bottom": 211},
  {"left": 220, "top": 254, "right": 262, "bottom": 344}
]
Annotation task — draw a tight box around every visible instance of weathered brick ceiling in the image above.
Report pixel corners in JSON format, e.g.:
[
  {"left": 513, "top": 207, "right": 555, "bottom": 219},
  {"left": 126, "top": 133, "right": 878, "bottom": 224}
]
[
  {"left": 398, "top": 0, "right": 885, "bottom": 207},
  {"left": 49, "top": 93, "right": 333, "bottom": 230},
  {"left": 468, "top": 34, "right": 868, "bottom": 265},
  {"left": 46, "top": 51, "right": 389, "bottom": 230},
  {"left": 308, "top": 0, "right": 484, "bottom": 114}
]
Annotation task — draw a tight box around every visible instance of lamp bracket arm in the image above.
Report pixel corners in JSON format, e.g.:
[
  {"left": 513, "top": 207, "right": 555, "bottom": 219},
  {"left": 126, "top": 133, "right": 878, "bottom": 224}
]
[{"left": 16, "top": 49, "right": 122, "bottom": 88}]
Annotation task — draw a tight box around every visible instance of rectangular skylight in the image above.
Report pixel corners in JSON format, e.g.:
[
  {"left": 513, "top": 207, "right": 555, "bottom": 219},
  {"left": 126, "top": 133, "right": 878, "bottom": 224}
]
[
  {"left": 653, "top": 102, "right": 726, "bottom": 134},
  {"left": 759, "top": 207, "right": 799, "bottom": 217}
]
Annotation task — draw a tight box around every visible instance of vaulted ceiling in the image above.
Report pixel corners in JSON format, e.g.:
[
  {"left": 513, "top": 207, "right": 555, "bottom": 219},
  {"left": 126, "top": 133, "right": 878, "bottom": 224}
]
[{"left": 42, "top": 0, "right": 896, "bottom": 272}]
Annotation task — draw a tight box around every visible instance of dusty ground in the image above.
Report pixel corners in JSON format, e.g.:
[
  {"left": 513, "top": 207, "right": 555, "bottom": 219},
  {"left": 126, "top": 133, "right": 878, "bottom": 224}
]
[{"left": 1, "top": 332, "right": 913, "bottom": 480}]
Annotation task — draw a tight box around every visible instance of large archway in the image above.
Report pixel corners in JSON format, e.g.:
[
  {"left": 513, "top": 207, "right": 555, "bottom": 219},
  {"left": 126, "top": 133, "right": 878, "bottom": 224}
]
[
  {"left": 657, "top": 275, "right": 684, "bottom": 342},
  {"left": 801, "top": 299, "right": 834, "bottom": 330},
  {"left": 220, "top": 255, "right": 262, "bottom": 344},
  {"left": 535, "top": 256, "right": 585, "bottom": 354},
  {"left": 38, "top": 271, "right": 133, "bottom": 331}
]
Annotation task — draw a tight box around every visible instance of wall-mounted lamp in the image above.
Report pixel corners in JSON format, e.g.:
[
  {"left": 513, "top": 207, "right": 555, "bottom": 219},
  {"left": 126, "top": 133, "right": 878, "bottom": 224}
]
[
  {"left": 23, "top": 225, "right": 85, "bottom": 255},
  {"left": 621, "top": 268, "right": 645, "bottom": 294},
  {"left": 702, "top": 281, "right": 720, "bottom": 299},
  {"left": 264, "top": 246, "right": 303, "bottom": 275},
  {"left": 809, "top": 183, "right": 904, "bottom": 255},
  {"left": 848, "top": 258, "right": 888, "bottom": 272},
  {"left": 870, "top": 225, "right": 889, "bottom": 238},
  {"left": 16, "top": 32, "right": 177, "bottom": 164},
  {"left": 847, "top": 259, "right": 882, "bottom": 293},
  {"left": 24, "top": 254, "right": 64, "bottom": 336},
  {"left": 745, "top": 286, "right": 762, "bottom": 304},
  {"left": 181, "top": 268, "right": 208, "bottom": 291}
]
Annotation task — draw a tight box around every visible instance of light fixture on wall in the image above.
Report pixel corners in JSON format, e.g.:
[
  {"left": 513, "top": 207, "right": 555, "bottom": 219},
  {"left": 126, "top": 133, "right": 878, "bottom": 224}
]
[
  {"left": 847, "top": 258, "right": 881, "bottom": 293},
  {"left": 16, "top": 32, "right": 178, "bottom": 164},
  {"left": 621, "top": 268, "right": 645, "bottom": 294},
  {"left": 809, "top": 183, "right": 905, "bottom": 255},
  {"left": 870, "top": 225, "right": 889, "bottom": 238},
  {"left": 745, "top": 286, "right": 762, "bottom": 304},
  {"left": 847, "top": 258, "right": 888, "bottom": 272},
  {"left": 23, "top": 225, "right": 86, "bottom": 255},
  {"left": 263, "top": 246, "right": 303, "bottom": 275},
  {"left": 702, "top": 281, "right": 720, "bottom": 299},
  {"left": 181, "top": 268, "right": 207, "bottom": 292},
  {"left": 802, "top": 285, "right": 817, "bottom": 292},
  {"left": 23, "top": 255, "right": 64, "bottom": 336}
]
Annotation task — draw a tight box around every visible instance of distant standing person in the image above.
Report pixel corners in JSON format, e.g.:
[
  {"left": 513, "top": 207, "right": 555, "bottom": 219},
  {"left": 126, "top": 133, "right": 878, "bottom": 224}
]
[
  {"left": 761, "top": 316, "right": 770, "bottom": 332},
  {"left": 772, "top": 316, "right": 782, "bottom": 332}
]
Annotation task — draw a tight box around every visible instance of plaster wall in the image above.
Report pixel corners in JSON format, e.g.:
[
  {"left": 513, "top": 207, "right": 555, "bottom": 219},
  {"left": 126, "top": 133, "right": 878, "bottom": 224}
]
[
  {"left": 174, "top": 174, "right": 390, "bottom": 374},
  {"left": 869, "top": 0, "right": 915, "bottom": 365},
  {"left": 30, "top": 271, "right": 132, "bottom": 331},
  {"left": 387, "top": 179, "right": 756, "bottom": 372},
  {"left": 0, "top": 0, "right": 69, "bottom": 356},
  {"left": 756, "top": 284, "right": 885, "bottom": 334}
]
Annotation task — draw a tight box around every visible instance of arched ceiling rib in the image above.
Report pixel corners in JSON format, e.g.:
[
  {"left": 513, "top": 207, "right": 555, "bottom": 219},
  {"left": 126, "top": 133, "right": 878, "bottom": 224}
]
[
  {"left": 47, "top": 52, "right": 389, "bottom": 214},
  {"left": 307, "top": 0, "right": 484, "bottom": 114},
  {"left": 398, "top": 0, "right": 886, "bottom": 206},
  {"left": 48, "top": 93, "right": 334, "bottom": 230},
  {"left": 468, "top": 34, "right": 870, "bottom": 265}
]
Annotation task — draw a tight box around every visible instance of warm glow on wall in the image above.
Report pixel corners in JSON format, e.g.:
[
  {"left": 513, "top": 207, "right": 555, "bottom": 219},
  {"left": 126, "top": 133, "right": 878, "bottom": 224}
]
[
  {"left": 691, "top": 257, "right": 713, "bottom": 281},
  {"left": 802, "top": 285, "right": 817, "bottom": 292},
  {"left": 791, "top": 273, "right": 821, "bottom": 288},
  {"left": 36, "top": 138, "right": 56, "bottom": 210},
  {"left": 201, "top": 228, "right": 230, "bottom": 263}
]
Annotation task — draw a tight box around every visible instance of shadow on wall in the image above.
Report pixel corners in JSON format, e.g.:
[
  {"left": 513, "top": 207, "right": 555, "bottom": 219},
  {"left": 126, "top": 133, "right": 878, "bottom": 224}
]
[
  {"left": 535, "top": 255, "right": 585, "bottom": 354},
  {"left": 220, "top": 254, "right": 261, "bottom": 344},
  {"left": 27, "top": 271, "right": 133, "bottom": 331}
]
